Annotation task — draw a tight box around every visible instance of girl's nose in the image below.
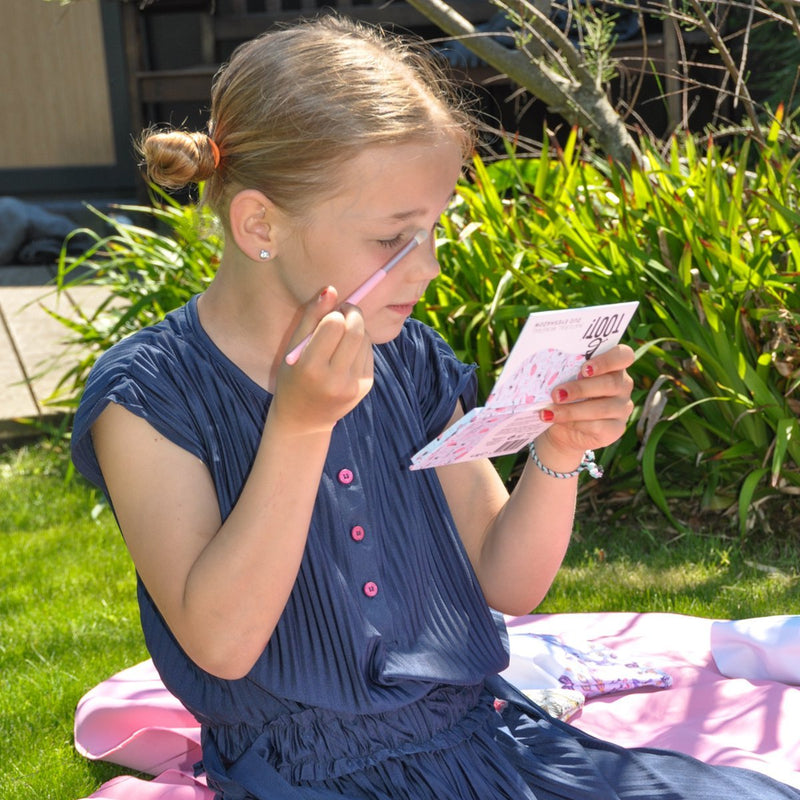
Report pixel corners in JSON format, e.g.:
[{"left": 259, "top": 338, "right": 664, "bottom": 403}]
[{"left": 412, "top": 237, "right": 440, "bottom": 282}]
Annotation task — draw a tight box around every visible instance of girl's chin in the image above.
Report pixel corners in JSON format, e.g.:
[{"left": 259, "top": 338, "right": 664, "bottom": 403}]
[{"left": 368, "top": 317, "right": 410, "bottom": 345}]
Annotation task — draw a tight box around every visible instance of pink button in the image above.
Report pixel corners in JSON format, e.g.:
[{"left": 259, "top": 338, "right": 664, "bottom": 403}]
[
  {"left": 350, "top": 525, "right": 365, "bottom": 542},
  {"left": 363, "top": 581, "right": 378, "bottom": 598},
  {"left": 337, "top": 468, "right": 354, "bottom": 485}
]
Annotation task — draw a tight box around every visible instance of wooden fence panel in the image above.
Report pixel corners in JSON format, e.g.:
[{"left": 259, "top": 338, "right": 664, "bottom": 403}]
[{"left": 0, "top": 0, "right": 115, "bottom": 169}]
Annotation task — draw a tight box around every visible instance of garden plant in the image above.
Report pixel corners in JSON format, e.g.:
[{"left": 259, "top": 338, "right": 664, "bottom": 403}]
[
  {"left": 51, "top": 118, "right": 800, "bottom": 539},
  {"left": 423, "top": 118, "right": 800, "bottom": 536}
]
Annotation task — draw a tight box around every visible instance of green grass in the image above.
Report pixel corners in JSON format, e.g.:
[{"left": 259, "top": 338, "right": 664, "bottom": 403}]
[
  {"left": 539, "top": 512, "right": 800, "bottom": 617},
  {"left": 1, "top": 443, "right": 147, "bottom": 800},
  {"left": 1, "top": 441, "right": 798, "bottom": 799}
]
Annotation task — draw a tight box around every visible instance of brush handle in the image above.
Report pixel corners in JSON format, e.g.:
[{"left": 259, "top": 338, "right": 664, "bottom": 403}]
[
  {"left": 284, "top": 332, "right": 314, "bottom": 365},
  {"left": 285, "top": 229, "right": 427, "bottom": 366},
  {"left": 345, "top": 268, "right": 388, "bottom": 305},
  {"left": 284, "top": 271, "right": 388, "bottom": 365}
]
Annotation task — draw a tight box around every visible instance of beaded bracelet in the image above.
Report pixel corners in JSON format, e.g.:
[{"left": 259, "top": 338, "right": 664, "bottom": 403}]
[{"left": 528, "top": 441, "right": 604, "bottom": 480}]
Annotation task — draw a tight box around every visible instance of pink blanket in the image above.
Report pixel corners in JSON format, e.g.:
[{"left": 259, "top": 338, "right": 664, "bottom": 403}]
[{"left": 74, "top": 613, "right": 800, "bottom": 798}]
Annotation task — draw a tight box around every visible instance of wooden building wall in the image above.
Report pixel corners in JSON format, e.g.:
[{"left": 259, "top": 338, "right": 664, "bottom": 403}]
[{"left": 0, "top": 0, "right": 133, "bottom": 195}]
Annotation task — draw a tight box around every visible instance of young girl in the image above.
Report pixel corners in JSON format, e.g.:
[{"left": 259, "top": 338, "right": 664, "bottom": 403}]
[{"left": 72, "top": 15, "right": 799, "bottom": 800}]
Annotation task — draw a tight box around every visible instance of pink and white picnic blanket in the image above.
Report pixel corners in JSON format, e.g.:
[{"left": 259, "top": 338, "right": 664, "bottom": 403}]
[{"left": 74, "top": 613, "right": 800, "bottom": 798}]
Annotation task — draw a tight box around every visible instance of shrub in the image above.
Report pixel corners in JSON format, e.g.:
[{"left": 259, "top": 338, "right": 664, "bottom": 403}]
[
  {"left": 50, "top": 188, "right": 222, "bottom": 409},
  {"left": 53, "top": 128, "right": 799, "bottom": 536},
  {"left": 421, "top": 121, "right": 799, "bottom": 536}
]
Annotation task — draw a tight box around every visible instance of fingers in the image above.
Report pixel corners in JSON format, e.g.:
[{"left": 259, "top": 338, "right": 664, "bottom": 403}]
[
  {"left": 550, "top": 345, "right": 634, "bottom": 404},
  {"left": 550, "top": 367, "right": 634, "bottom": 409},
  {"left": 274, "top": 289, "right": 374, "bottom": 432},
  {"left": 542, "top": 395, "right": 633, "bottom": 435},
  {"left": 537, "top": 394, "right": 632, "bottom": 455},
  {"left": 286, "top": 289, "right": 372, "bottom": 369},
  {"left": 320, "top": 304, "right": 370, "bottom": 370},
  {"left": 538, "top": 345, "right": 635, "bottom": 450},
  {"left": 284, "top": 286, "right": 341, "bottom": 364},
  {"left": 578, "top": 343, "right": 635, "bottom": 379}
]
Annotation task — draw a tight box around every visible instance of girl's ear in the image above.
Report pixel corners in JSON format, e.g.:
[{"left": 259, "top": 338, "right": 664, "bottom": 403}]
[{"left": 228, "top": 189, "right": 279, "bottom": 262}]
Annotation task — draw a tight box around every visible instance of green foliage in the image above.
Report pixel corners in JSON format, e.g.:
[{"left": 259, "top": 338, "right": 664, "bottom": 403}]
[
  {"left": 420, "top": 124, "right": 799, "bottom": 536},
  {"left": 51, "top": 134, "right": 799, "bottom": 537},
  {"left": 51, "top": 187, "right": 222, "bottom": 408}
]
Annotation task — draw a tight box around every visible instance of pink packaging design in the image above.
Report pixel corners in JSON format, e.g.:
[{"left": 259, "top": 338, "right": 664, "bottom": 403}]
[{"left": 410, "top": 301, "right": 639, "bottom": 469}]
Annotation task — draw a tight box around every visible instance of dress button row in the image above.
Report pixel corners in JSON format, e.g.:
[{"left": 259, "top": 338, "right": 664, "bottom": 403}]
[
  {"left": 363, "top": 581, "right": 379, "bottom": 598},
  {"left": 337, "top": 468, "right": 354, "bottom": 485}
]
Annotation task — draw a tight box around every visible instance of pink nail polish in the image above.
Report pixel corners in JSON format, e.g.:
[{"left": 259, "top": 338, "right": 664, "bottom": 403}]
[
  {"left": 556, "top": 389, "right": 568, "bottom": 403},
  {"left": 540, "top": 409, "right": 555, "bottom": 422},
  {"left": 583, "top": 364, "right": 594, "bottom": 378}
]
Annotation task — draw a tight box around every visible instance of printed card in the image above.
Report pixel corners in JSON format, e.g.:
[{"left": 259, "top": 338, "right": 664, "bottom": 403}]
[{"left": 410, "top": 301, "right": 639, "bottom": 469}]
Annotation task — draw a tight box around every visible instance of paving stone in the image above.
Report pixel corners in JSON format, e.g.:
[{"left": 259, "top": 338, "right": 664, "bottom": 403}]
[
  {"left": 0, "top": 307, "right": 38, "bottom": 422},
  {"left": 0, "top": 284, "right": 111, "bottom": 438}
]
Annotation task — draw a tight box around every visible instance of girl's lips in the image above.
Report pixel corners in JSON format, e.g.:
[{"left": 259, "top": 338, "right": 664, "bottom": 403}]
[{"left": 387, "top": 302, "right": 417, "bottom": 315}]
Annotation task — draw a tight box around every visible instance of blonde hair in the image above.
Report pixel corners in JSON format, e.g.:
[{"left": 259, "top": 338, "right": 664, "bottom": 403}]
[{"left": 139, "top": 15, "right": 476, "bottom": 221}]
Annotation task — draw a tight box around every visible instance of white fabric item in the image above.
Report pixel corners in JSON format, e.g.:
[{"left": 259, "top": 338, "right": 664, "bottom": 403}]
[
  {"left": 711, "top": 615, "right": 800, "bottom": 684},
  {"left": 501, "top": 631, "right": 568, "bottom": 690}
]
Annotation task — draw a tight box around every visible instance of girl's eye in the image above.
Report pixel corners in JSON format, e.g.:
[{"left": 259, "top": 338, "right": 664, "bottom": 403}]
[{"left": 378, "top": 233, "right": 405, "bottom": 249}]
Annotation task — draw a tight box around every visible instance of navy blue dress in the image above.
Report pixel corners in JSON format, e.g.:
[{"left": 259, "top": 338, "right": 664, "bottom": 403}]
[{"left": 72, "top": 296, "right": 799, "bottom": 800}]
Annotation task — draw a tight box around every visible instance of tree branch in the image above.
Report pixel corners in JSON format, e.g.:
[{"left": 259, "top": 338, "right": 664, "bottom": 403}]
[{"left": 404, "top": 0, "right": 642, "bottom": 164}]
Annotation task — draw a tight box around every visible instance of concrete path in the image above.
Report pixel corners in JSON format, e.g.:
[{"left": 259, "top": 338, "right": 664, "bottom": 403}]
[{"left": 0, "top": 265, "right": 108, "bottom": 441}]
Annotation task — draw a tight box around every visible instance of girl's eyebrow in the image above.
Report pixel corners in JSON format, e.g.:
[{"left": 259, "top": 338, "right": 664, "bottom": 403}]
[
  {"left": 382, "top": 194, "right": 456, "bottom": 222},
  {"left": 383, "top": 208, "right": 427, "bottom": 222}
]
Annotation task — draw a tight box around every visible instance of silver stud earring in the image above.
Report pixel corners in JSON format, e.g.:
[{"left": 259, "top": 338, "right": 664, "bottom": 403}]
[{"left": 259, "top": 249, "right": 271, "bottom": 261}]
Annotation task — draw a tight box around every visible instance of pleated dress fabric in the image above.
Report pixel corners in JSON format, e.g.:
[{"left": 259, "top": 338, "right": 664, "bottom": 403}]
[{"left": 72, "top": 296, "right": 800, "bottom": 800}]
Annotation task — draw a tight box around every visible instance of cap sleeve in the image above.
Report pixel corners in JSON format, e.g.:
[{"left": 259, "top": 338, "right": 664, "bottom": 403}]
[
  {"left": 71, "top": 332, "right": 206, "bottom": 495},
  {"left": 398, "top": 320, "right": 477, "bottom": 441}
]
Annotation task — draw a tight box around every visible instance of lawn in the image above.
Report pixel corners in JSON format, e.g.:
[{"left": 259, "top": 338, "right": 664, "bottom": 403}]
[
  {"left": 1, "top": 440, "right": 798, "bottom": 799},
  {"left": 1, "top": 443, "right": 146, "bottom": 799}
]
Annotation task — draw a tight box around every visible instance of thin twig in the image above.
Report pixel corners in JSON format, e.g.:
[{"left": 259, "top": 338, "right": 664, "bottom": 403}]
[
  {"left": 684, "top": 0, "right": 764, "bottom": 143},
  {"left": 734, "top": 0, "right": 756, "bottom": 109}
]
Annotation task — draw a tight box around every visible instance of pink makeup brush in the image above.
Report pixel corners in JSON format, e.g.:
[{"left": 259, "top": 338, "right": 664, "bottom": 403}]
[{"left": 285, "top": 228, "right": 429, "bottom": 365}]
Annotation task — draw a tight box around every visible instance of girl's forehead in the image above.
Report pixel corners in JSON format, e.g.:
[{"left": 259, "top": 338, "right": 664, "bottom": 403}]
[{"left": 326, "top": 138, "right": 463, "bottom": 217}]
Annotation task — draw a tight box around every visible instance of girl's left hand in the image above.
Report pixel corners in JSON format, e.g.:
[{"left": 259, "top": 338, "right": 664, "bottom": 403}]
[{"left": 538, "top": 344, "right": 635, "bottom": 455}]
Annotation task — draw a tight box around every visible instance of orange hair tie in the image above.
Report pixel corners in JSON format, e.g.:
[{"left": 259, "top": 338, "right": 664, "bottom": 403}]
[{"left": 208, "top": 138, "right": 221, "bottom": 169}]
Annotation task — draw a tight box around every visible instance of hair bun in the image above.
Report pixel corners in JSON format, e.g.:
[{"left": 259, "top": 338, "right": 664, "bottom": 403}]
[{"left": 139, "top": 129, "right": 218, "bottom": 190}]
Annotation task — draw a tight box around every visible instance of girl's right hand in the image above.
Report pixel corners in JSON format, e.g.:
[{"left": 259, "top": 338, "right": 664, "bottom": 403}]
[{"left": 272, "top": 286, "right": 374, "bottom": 433}]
